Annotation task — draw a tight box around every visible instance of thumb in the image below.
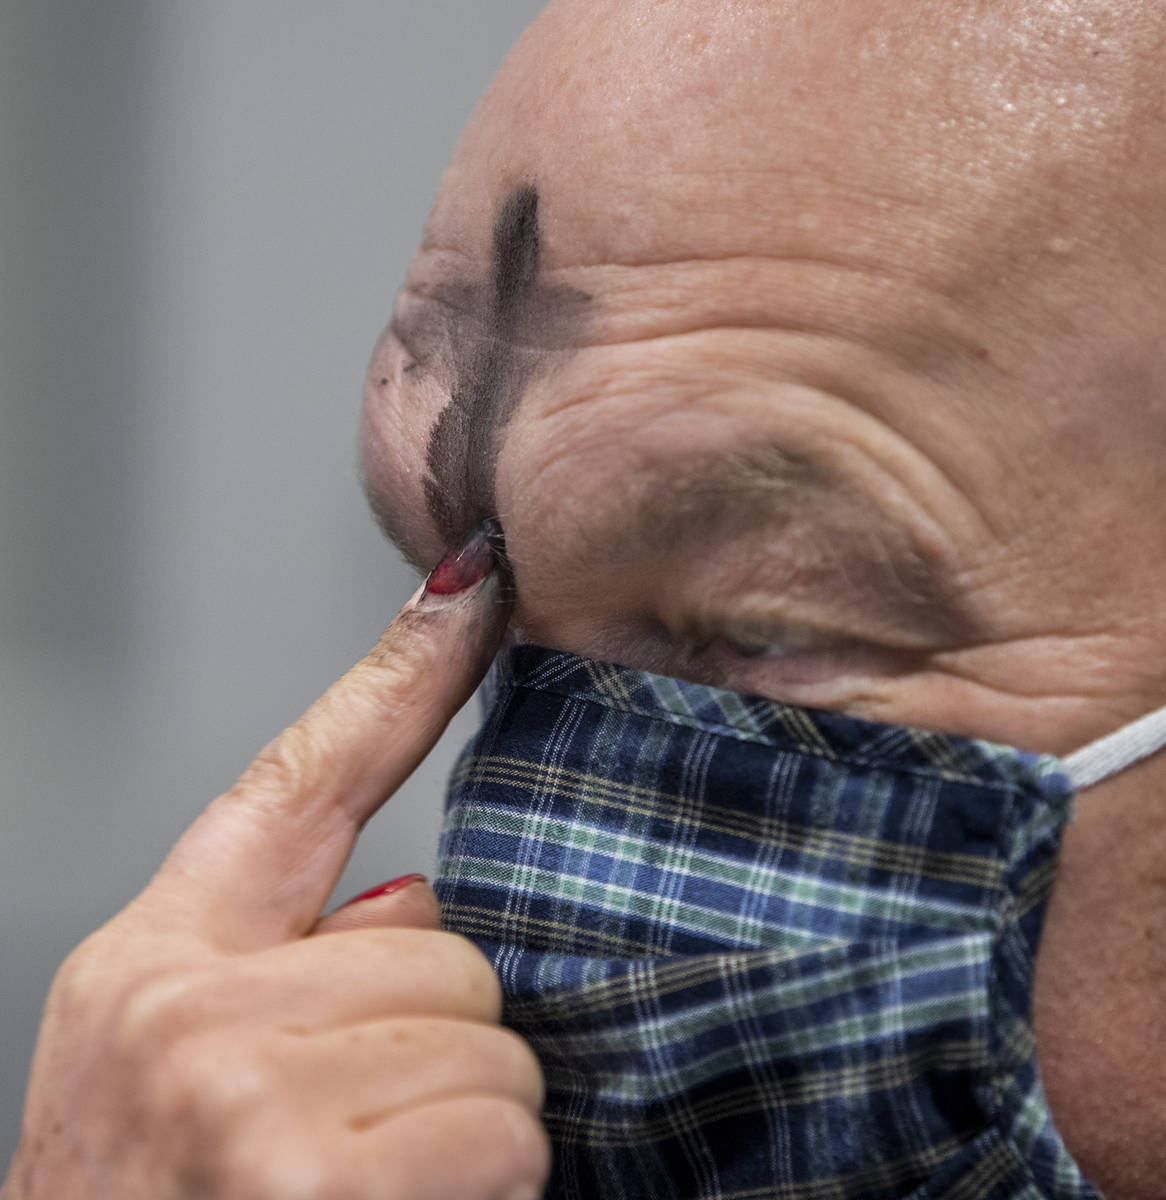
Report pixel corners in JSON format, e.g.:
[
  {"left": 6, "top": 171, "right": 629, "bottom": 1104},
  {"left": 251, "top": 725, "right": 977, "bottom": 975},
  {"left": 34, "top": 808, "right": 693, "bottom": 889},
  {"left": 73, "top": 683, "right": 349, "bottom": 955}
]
[{"left": 310, "top": 874, "right": 442, "bottom": 935}]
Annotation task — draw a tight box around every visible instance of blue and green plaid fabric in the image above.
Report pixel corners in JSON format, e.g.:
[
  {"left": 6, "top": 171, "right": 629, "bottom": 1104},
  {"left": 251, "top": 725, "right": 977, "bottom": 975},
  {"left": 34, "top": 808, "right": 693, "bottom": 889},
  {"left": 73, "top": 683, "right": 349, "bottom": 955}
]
[{"left": 434, "top": 645, "right": 1104, "bottom": 1200}]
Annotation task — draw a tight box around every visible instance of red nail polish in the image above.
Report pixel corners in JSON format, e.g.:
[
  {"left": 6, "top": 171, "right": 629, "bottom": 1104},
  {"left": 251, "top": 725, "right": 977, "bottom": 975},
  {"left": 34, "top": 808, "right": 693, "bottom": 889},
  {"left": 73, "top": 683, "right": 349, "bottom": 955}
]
[
  {"left": 338, "top": 873, "right": 426, "bottom": 908},
  {"left": 423, "top": 520, "right": 501, "bottom": 596}
]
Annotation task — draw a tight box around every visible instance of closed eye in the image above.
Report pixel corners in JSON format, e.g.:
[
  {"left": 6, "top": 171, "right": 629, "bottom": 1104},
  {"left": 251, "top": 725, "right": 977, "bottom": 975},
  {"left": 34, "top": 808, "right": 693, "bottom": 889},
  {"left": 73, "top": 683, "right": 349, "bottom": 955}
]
[{"left": 677, "top": 620, "right": 922, "bottom": 704}]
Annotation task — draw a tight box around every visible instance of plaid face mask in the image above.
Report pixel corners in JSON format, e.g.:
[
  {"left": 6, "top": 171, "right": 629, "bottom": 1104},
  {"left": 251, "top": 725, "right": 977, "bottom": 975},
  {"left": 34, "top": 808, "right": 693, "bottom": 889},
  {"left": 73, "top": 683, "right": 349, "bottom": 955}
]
[{"left": 434, "top": 645, "right": 1152, "bottom": 1200}]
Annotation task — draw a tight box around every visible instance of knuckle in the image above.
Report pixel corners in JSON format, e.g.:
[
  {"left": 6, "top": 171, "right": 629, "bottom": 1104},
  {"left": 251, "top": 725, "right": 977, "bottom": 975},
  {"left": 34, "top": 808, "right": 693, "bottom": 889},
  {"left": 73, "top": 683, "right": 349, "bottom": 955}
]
[
  {"left": 459, "top": 1026, "right": 545, "bottom": 1115},
  {"left": 359, "top": 927, "right": 503, "bottom": 1019},
  {"left": 114, "top": 969, "right": 208, "bottom": 1047},
  {"left": 403, "top": 1096, "right": 550, "bottom": 1200},
  {"left": 438, "top": 932, "right": 504, "bottom": 1019},
  {"left": 154, "top": 1031, "right": 271, "bottom": 1126},
  {"left": 492, "top": 1028, "right": 546, "bottom": 1109},
  {"left": 51, "top": 925, "right": 132, "bottom": 1003},
  {"left": 488, "top": 1098, "right": 553, "bottom": 1190},
  {"left": 50, "top": 936, "right": 102, "bottom": 1007},
  {"left": 111, "top": 971, "right": 272, "bottom": 1118},
  {"left": 235, "top": 730, "right": 311, "bottom": 799},
  {"left": 221, "top": 1134, "right": 337, "bottom": 1200}
]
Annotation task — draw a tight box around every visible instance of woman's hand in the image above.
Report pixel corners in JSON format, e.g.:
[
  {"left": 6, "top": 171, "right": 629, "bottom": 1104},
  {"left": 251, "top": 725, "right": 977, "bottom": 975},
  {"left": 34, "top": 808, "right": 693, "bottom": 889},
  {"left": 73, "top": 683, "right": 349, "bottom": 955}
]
[{"left": 3, "top": 531, "right": 548, "bottom": 1200}]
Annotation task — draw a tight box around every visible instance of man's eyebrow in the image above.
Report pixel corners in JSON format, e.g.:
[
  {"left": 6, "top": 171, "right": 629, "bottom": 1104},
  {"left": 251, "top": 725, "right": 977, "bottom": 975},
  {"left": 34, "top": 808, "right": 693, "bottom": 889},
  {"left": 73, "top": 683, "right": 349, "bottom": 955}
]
[
  {"left": 635, "top": 445, "right": 822, "bottom": 525},
  {"left": 608, "top": 445, "right": 826, "bottom": 552},
  {"left": 607, "top": 446, "right": 981, "bottom": 644}
]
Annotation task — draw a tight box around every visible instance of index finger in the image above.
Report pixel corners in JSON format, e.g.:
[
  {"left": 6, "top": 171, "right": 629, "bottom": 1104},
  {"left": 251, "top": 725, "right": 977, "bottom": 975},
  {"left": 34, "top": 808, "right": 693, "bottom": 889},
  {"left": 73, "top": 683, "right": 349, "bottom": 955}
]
[{"left": 145, "top": 522, "right": 510, "bottom": 951}]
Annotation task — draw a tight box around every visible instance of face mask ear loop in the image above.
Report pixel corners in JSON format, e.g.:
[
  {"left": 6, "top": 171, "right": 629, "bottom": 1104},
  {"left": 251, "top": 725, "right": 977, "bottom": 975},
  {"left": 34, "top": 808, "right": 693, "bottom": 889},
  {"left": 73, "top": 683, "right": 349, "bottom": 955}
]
[{"left": 1062, "top": 704, "right": 1166, "bottom": 790}]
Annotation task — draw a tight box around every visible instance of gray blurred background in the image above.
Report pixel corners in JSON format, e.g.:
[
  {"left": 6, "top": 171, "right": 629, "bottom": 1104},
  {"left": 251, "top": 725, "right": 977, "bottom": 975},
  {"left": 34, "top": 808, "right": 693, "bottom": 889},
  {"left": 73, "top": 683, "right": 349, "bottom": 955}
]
[{"left": 0, "top": 0, "right": 544, "bottom": 1164}]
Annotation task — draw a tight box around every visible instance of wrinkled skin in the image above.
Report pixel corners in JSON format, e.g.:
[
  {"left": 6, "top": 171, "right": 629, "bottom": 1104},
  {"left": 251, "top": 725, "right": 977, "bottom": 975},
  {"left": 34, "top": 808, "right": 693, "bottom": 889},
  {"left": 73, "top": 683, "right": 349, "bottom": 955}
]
[{"left": 361, "top": 1, "right": 1166, "bottom": 1196}]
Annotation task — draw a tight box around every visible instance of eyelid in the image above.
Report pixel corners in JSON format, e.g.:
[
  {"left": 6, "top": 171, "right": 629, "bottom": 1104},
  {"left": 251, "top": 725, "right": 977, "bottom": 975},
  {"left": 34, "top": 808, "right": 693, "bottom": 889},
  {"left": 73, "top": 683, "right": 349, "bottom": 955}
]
[
  {"left": 682, "top": 615, "right": 852, "bottom": 657},
  {"left": 727, "top": 623, "right": 836, "bottom": 651},
  {"left": 687, "top": 625, "right": 901, "bottom": 702},
  {"left": 677, "top": 587, "right": 950, "bottom": 656},
  {"left": 725, "top": 634, "right": 804, "bottom": 660}
]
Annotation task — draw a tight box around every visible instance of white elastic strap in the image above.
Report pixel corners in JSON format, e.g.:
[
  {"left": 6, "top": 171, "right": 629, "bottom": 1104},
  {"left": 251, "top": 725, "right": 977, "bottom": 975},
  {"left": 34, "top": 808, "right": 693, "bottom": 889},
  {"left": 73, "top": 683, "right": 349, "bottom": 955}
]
[{"left": 1062, "top": 703, "right": 1166, "bottom": 790}]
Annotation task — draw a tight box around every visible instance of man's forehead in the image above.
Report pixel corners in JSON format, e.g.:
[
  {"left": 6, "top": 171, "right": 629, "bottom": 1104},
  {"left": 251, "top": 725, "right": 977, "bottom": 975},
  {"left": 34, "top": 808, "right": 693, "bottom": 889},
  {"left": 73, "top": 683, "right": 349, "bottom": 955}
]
[
  {"left": 420, "top": 1, "right": 954, "bottom": 268},
  {"left": 411, "top": 0, "right": 1150, "bottom": 310},
  {"left": 367, "top": 0, "right": 1165, "bottom": 561}
]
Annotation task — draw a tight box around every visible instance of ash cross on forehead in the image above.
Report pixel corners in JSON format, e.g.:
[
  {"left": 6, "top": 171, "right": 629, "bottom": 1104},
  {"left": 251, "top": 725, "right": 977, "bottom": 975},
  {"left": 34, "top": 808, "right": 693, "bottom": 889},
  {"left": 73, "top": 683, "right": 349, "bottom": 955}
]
[{"left": 420, "top": 185, "right": 590, "bottom": 551}]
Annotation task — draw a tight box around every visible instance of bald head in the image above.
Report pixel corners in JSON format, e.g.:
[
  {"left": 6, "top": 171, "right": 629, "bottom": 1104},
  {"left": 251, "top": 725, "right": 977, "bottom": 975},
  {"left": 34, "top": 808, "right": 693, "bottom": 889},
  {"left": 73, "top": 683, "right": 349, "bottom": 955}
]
[{"left": 361, "top": 0, "right": 1166, "bottom": 754}]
